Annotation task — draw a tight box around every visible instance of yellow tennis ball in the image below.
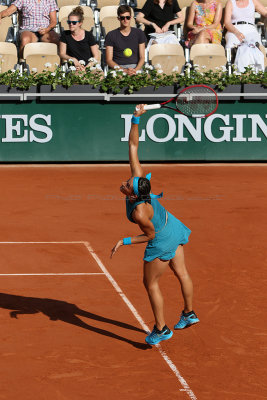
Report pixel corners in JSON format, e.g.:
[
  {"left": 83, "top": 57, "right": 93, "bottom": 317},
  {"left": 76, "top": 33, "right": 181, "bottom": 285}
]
[{"left": 123, "top": 48, "right": 132, "bottom": 57}]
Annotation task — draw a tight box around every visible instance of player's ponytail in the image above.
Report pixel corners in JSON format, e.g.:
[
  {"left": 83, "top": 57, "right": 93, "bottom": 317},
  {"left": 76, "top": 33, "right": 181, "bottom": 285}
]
[
  {"left": 68, "top": 6, "right": 84, "bottom": 23},
  {"left": 138, "top": 177, "right": 151, "bottom": 204}
]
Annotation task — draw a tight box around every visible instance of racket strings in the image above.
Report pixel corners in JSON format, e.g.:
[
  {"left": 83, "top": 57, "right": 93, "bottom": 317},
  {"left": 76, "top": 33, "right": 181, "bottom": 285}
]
[{"left": 175, "top": 86, "right": 217, "bottom": 117}]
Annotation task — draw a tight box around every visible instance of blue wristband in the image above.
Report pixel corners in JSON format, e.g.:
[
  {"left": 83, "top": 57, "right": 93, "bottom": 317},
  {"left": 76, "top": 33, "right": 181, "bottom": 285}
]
[
  {"left": 123, "top": 237, "right": 131, "bottom": 245},
  {"left": 131, "top": 115, "right": 140, "bottom": 124}
]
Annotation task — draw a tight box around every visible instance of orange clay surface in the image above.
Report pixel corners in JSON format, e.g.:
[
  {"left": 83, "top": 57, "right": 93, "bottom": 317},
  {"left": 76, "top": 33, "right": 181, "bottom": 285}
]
[{"left": 0, "top": 164, "right": 266, "bottom": 400}]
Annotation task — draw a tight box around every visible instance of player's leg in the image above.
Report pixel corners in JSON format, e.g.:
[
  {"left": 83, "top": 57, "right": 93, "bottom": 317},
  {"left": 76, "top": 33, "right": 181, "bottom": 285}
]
[
  {"left": 143, "top": 258, "right": 173, "bottom": 345},
  {"left": 169, "top": 245, "right": 193, "bottom": 312},
  {"left": 143, "top": 258, "right": 168, "bottom": 330},
  {"left": 169, "top": 245, "right": 199, "bottom": 329}
]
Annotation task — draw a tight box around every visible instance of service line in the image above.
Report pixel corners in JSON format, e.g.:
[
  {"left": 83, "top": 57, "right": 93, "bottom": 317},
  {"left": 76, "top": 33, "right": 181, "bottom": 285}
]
[{"left": 0, "top": 240, "right": 197, "bottom": 400}]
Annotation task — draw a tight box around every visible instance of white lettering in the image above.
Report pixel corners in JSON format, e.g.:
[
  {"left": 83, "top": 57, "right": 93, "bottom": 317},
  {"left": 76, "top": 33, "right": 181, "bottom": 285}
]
[
  {"left": 1, "top": 115, "right": 28, "bottom": 142},
  {"left": 232, "top": 115, "right": 247, "bottom": 142},
  {"left": 120, "top": 114, "right": 146, "bottom": 142},
  {"left": 205, "top": 114, "right": 234, "bottom": 142},
  {"left": 174, "top": 114, "right": 202, "bottom": 142},
  {"left": 146, "top": 114, "right": 176, "bottom": 143},
  {"left": 248, "top": 114, "right": 267, "bottom": 141},
  {"left": 29, "top": 114, "right": 53, "bottom": 143}
]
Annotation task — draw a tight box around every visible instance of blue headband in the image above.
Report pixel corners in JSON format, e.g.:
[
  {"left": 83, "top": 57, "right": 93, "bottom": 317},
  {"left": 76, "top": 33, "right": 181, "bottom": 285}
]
[{"left": 132, "top": 173, "right": 163, "bottom": 199}]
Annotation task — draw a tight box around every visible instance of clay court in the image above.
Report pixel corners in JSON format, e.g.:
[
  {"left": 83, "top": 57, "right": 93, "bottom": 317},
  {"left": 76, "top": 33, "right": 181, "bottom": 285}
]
[{"left": 0, "top": 164, "right": 266, "bottom": 400}]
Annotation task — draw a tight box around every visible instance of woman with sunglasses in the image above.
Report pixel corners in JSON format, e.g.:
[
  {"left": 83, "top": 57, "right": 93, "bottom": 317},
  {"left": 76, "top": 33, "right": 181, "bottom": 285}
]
[
  {"left": 111, "top": 105, "right": 199, "bottom": 346},
  {"left": 59, "top": 6, "right": 99, "bottom": 71}
]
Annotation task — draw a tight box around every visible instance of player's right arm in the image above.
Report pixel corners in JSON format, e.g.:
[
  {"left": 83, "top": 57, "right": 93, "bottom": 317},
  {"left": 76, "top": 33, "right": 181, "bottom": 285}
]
[
  {"left": 129, "top": 104, "right": 147, "bottom": 178},
  {"left": 0, "top": 4, "right": 17, "bottom": 20}
]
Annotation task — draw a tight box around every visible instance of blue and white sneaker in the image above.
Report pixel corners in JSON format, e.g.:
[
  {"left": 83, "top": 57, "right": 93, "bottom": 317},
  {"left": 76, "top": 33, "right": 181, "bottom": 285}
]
[
  {"left": 174, "top": 311, "right": 199, "bottom": 330},
  {"left": 145, "top": 325, "right": 173, "bottom": 345}
]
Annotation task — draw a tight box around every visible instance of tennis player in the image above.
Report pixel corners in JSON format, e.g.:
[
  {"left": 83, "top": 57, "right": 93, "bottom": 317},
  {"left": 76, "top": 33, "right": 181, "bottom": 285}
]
[{"left": 111, "top": 104, "right": 199, "bottom": 345}]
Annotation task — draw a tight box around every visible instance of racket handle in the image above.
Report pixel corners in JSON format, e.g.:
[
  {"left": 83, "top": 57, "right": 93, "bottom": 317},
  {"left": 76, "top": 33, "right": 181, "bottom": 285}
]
[
  {"left": 135, "top": 104, "right": 162, "bottom": 111},
  {"left": 144, "top": 104, "right": 162, "bottom": 110}
]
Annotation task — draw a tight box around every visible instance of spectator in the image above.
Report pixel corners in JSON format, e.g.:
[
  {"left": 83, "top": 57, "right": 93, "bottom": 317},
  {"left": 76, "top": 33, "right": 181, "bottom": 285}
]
[
  {"left": 59, "top": 6, "right": 100, "bottom": 71},
  {"left": 186, "top": 0, "right": 222, "bottom": 47},
  {"left": 105, "top": 5, "right": 146, "bottom": 75},
  {"left": 136, "top": 0, "right": 184, "bottom": 40},
  {"left": 0, "top": 0, "right": 59, "bottom": 58},
  {"left": 224, "top": 0, "right": 267, "bottom": 49}
]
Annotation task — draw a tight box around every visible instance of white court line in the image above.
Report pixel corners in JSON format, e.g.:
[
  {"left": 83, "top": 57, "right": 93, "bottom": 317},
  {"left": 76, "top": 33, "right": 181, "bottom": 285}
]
[
  {"left": 0, "top": 241, "right": 84, "bottom": 244},
  {"left": 0, "top": 240, "right": 197, "bottom": 400},
  {"left": 0, "top": 273, "right": 104, "bottom": 276},
  {"left": 0, "top": 163, "right": 267, "bottom": 168},
  {"left": 84, "top": 241, "right": 197, "bottom": 400}
]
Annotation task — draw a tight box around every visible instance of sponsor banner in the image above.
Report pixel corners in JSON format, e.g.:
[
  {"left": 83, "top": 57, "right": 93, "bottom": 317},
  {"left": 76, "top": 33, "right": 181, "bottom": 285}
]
[{"left": 0, "top": 101, "right": 266, "bottom": 161}]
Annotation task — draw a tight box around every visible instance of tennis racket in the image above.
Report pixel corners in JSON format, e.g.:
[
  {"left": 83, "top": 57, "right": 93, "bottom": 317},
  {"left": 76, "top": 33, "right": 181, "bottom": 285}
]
[{"left": 137, "top": 85, "right": 218, "bottom": 118}]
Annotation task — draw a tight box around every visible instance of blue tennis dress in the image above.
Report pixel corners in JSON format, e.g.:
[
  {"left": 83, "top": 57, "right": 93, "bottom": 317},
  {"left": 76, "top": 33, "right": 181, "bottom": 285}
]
[{"left": 126, "top": 197, "right": 191, "bottom": 262}]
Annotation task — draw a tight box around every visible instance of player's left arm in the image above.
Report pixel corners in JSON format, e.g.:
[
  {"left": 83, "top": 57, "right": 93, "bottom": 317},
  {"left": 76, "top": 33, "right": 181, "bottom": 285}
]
[{"left": 110, "top": 205, "right": 155, "bottom": 258}]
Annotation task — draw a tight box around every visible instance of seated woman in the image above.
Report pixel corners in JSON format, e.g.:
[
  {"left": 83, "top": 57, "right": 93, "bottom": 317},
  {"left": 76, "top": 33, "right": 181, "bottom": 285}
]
[
  {"left": 136, "top": 0, "right": 184, "bottom": 40},
  {"left": 186, "top": 0, "right": 223, "bottom": 47},
  {"left": 224, "top": 0, "right": 267, "bottom": 49},
  {"left": 59, "top": 6, "right": 100, "bottom": 71}
]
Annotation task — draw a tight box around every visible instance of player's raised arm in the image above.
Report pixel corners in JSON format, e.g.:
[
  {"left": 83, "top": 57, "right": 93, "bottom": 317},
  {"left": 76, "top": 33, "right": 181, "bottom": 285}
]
[{"left": 129, "top": 104, "right": 147, "bottom": 178}]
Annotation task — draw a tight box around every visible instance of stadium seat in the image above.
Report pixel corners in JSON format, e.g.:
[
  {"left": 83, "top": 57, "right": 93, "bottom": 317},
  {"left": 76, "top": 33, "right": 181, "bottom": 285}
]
[
  {"left": 180, "top": 6, "right": 190, "bottom": 43},
  {"left": 23, "top": 43, "right": 60, "bottom": 72},
  {"left": 99, "top": 5, "right": 135, "bottom": 38},
  {"left": 59, "top": 5, "right": 95, "bottom": 31},
  {"left": 190, "top": 43, "right": 227, "bottom": 71},
  {"left": 57, "top": 0, "right": 80, "bottom": 8},
  {"left": 0, "top": 42, "right": 18, "bottom": 72},
  {"left": 96, "top": 0, "right": 120, "bottom": 8},
  {"left": 0, "top": 5, "right": 14, "bottom": 42},
  {"left": 135, "top": 0, "right": 146, "bottom": 9},
  {"left": 149, "top": 43, "right": 185, "bottom": 74},
  {"left": 178, "top": 0, "right": 193, "bottom": 9}
]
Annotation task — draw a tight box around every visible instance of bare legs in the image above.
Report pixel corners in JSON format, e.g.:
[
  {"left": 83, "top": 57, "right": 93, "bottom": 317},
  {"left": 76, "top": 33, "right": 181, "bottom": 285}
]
[
  {"left": 194, "top": 29, "right": 211, "bottom": 45},
  {"left": 19, "top": 31, "right": 38, "bottom": 58},
  {"left": 143, "top": 258, "right": 169, "bottom": 331},
  {"left": 19, "top": 30, "right": 59, "bottom": 59},
  {"left": 143, "top": 245, "right": 194, "bottom": 330},
  {"left": 169, "top": 245, "right": 194, "bottom": 313}
]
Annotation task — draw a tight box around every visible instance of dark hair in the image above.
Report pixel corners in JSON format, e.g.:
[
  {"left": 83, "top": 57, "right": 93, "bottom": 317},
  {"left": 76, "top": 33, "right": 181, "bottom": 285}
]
[
  {"left": 68, "top": 6, "right": 84, "bottom": 23},
  {"left": 137, "top": 177, "right": 151, "bottom": 203},
  {"left": 153, "top": 0, "right": 173, "bottom": 5},
  {"left": 117, "top": 4, "right": 131, "bottom": 16}
]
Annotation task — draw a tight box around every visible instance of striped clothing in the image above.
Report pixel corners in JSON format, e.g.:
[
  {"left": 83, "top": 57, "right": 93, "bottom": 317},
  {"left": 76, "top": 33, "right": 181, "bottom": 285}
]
[{"left": 13, "top": 0, "right": 58, "bottom": 32}]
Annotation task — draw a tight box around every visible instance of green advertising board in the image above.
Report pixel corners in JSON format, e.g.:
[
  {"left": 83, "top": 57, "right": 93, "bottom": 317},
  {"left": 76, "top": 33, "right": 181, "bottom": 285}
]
[{"left": 0, "top": 99, "right": 266, "bottom": 161}]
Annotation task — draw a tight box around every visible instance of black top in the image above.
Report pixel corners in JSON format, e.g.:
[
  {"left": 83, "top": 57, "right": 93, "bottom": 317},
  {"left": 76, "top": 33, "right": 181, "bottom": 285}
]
[
  {"left": 60, "top": 30, "right": 96, "bottom": 65},
  {"left": 105, "top": 27, "right": 146, "bottom": 66},
  {"left": 141, "top": 0, "right": 181, "bottom": 37}
]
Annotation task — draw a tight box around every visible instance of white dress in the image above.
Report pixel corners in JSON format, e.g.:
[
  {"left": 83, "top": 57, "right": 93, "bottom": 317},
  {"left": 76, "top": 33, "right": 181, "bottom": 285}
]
[{"left": 225, "top": 0, "right": 261, "bottom": 48}]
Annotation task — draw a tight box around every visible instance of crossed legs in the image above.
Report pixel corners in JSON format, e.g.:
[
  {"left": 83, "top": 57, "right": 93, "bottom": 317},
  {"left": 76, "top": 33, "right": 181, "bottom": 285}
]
[{"left": 143, "top": 245, "right": 194, "bottom": 330}]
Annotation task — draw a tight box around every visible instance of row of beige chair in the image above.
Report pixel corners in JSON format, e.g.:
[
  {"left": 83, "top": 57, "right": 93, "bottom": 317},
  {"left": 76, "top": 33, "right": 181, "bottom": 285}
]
[
  {"left": 149, "top": 42, "right": 267, "bottom": 74},
  {"left": 0, "top": 42, "right": 60, "bottom": 73},
  {"left": 1, "top": 41, "right": 266, "bottom": 74}
]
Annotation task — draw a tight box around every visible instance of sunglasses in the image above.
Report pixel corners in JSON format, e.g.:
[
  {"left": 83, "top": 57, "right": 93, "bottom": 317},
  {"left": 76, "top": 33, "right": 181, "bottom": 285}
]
[
  {"left": 119, "top": 16, "right": 131, "bottom": 20},
  {"left": 67, "top": 20, "right": 80, "bottom": 25}
]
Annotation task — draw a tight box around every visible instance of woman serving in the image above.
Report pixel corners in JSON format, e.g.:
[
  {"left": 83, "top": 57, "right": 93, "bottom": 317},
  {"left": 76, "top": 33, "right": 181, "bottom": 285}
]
[{"left": 111, "top": 105, "right": 199, "bottom": 346}]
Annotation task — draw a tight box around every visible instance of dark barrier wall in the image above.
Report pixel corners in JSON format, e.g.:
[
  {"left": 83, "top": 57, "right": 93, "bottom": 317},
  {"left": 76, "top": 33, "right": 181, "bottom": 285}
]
[{"left": 0, "top": 100, "right": 266, "bottom": 161}]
